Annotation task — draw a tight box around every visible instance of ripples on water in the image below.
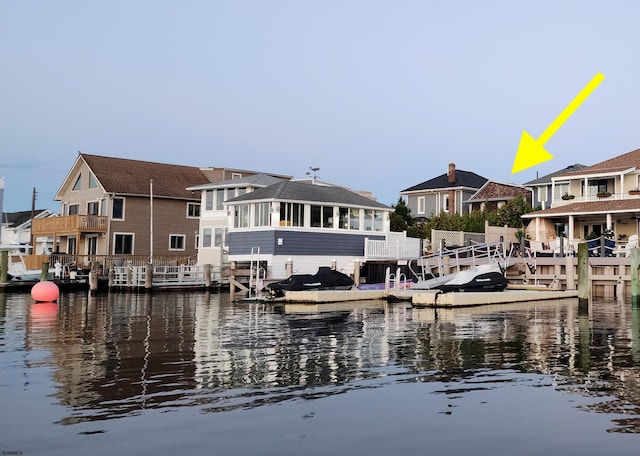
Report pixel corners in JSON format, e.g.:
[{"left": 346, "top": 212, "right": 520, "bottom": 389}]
[{"left": 2, "top": 291, "right": 640, "bottom": 454}]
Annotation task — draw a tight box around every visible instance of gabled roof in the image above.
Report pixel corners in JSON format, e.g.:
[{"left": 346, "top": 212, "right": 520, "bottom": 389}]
[
  {"left": 2, "top": 210, "right": 53, "bottom": 228},
  {"left": 522, "top": 199, "right": 640, "bottom": 218},
  {"left": 187, "top": 174, "right": 285, "bottom": 191},
  {"left": 77, "top": 154, "right": 212, "bottom": 200},
  {"left": 558, "top": 147, "right": 640, "bottom": 177},
  {"left": 523, "top": 164, "right": 587, "bottom": 186},
  {"left": 225, "top": 181, "right": 391, "bottom": 210},
  {"left": 467, "top": 181, "right": 531, "bottom": 202},
  {"left": 401, "top": 170, "right": 487, "bottom": 193}
]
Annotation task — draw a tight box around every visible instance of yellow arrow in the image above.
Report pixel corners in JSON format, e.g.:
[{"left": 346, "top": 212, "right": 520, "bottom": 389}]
[{"left": 511, "top": 72, "right": 605, "bottom": 174}]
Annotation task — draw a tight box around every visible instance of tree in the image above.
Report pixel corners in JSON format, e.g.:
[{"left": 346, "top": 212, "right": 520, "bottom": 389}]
[{"left": 390, "top": 197, "right": 413, "bottom": 232}]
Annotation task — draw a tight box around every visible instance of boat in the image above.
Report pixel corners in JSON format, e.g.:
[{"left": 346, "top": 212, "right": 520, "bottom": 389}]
[
  {"left": 265, "top": 266, "right": 355, "bottom": 298},
  {"left": 437, "top": 263, "right": 508, "bottom": 293}
]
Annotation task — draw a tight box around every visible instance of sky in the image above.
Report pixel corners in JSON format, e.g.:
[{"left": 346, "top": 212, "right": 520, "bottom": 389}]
[{"left": 2, "top": 1, "right": 640, "bottom": 213}]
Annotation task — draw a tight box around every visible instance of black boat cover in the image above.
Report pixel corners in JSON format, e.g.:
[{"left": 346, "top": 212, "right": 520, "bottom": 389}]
[{"left": 266, "top": 267, "right": 354, "bottom": 298}]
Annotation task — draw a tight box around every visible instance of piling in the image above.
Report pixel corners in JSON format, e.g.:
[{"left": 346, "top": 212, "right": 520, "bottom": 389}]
[
  {"left": 631, "top": 248, "right": 640, "bottom": 306},
  {"left": 41, "top": 261, "right": 49, "bottom": 281},
  {"left": 145, "top": 265, "right": 153, "bottom": 291},
  {"left": 565, "top": 256, "right": 575, "bottom": 290},
  {"left": 0, "top": 251, "right": 7, "bottom": 283},
  {"left": 230, "top": 261, "right": 237, "bottom": 301},
  {"left": 89, "top": 271, "right": 98, "bottom": 296},
  {"left": 285, "top": 258, "right": 293, "bottom": 277},
  {"left": 205, "top": 264, "right": 212, "bottom": 288},
  {"left": 577, "top": 243, "right": 589, "bottom": 309}
]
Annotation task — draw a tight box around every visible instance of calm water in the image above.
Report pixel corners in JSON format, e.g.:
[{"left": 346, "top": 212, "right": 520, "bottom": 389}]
[{"left": 1, "top": 291, "right": 640, "bottom": 455}]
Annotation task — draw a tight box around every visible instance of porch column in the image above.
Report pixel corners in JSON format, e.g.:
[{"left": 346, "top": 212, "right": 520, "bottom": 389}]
[
  {"left": 535, "top": 217, "right": 541, "bottom": 241},
  {"left": 568, "top": 215, "right": 575, "bottom": 240},
  {"left": 607, "top": 213, "right": 613, "bottom": 231}
]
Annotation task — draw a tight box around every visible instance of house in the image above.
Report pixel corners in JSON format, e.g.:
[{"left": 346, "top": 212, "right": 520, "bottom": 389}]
[
  {"left": 522, "top": 147, "right": 640, "bottom": 244},
  {"left": 466, "top": 181, "right": 532, "bottom": 213},
  {"left": 186, "top": 173, "right": 289, "bottom": 269},
  {"left": 523, "top": 164, "right": 587, "bottom": 210},
  {"left": 400, "top": 163, "right": 488, "bottom": 218},
  {"left": 1, "top": 209, "right": 56, "bottom": 252},
  {"left": 222, "top": 179, "right": 409, "bottom": 281},
  {"left": 29, "top": 153, "right": 215, "bottom": 269}
]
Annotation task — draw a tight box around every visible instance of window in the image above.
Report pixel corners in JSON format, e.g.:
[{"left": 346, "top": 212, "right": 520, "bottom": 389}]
[
  {"left": 202, "top": 228, "right": 212, "bottom": 248},
  {"left": 373, "top": 211, "right": 384, "bottom": 232},
  {"left": 234, "top": 204, "right": 250, "bottom": 228},
  {"left": 205, "top": 190, "right": 214, "bottom": 211},
  {"left": 349, "top": 208, "right": 360, "bottom": 230},
  {"left": 216, "top": 189, "right": 224, "bottom": 210},
  {"left": 169, "top": 234, "right": 185, "bottom": 251},
  {"left": 255, "top": 202, "right": 270, "bottom": 227},
  {"left": 68, "top": 204, "right": 79, "bottom": 215},
  {"left": 87, "top": 201, "right": 99, "bottom": 215},
  {"left": 187, "top": 203, "right": 200, "bottom": 218},
  {"left": 231, "top": 173, "right": 242, "bottom": 179},
  {"left": 443, "top": 195, "right": 450, "bottom": 213},
  {"left": 112, "top": 198, "right": 124, "bottom": 220},
  {"left": 417, "top": 196, "right": 425, "bottom": 214},
  {"left": 88, "top": 173, "right": 97, "bottom": 189},
  {"left": 214, "top": 228, "right": 224, "bottom": 247},
  {"left": 113, "top": 233, "right": 133, "bottom": 254},
  {"left": 554, "top": 182, "right": 569, "bottom": 198},
  {"left": 67, "top": 237, "right": 77, "bottom": 255},
  {"left": 338, "top": 207, "right": 360, "bottom": 230},
  {"left": 280, "top": 203, "right": 304, "bottom": 227},
  {"left": 364, "top": 209, "right": 373, "bottom": 231},
  {"left": 311, "top": 205, "right": 333, "bottom": 228},
  {"left": 73, "top": 175, "right": 82, "bottom": 191}
]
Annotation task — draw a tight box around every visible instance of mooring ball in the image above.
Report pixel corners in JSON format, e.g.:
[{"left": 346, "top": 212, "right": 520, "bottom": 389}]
[{"left": 31, "top": 280, "right": 60, "bottom": 302}]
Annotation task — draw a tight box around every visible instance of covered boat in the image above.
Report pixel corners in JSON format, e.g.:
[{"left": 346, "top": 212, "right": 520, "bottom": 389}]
[
  {"left": 437, "top": 263, "right": 508, "bottom": 293},
  {"left": 265, "top": 267, "right": 354, "bottom": 298}
]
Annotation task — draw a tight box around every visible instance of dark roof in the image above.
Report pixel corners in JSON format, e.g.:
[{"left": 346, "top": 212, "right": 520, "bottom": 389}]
[
  {"left": 81, "top": 154, "right": 212, "bottom": 200},
  {"left": 2, "top": 210, "right": 49, "bottom": 227},
  {"left": 401, "top": 170, "right": 487, "bottom": 192},
  {"left": 523, "top": 164, "right": 587, "bottom": 186},
  {"left": 558, "top": 147, "right": 640, "bottom": 177},
  {"left": 467, "top": 182, "right": 531, "bottom": 202},
  {"left": 226, "top": 181, "right": 391, "bottom": 209}
]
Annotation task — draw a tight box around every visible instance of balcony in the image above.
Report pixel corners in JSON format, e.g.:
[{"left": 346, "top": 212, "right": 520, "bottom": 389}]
[
  {"left": 32, "top": 215, "right": 108, "bottom": 236},
  {"left": 553, "top": 191, "right": 639, "bottom": 206}
]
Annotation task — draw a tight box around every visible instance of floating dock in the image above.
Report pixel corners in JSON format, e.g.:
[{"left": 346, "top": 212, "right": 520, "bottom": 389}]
[{"left": 270, "top": 287, "right": 578, "bottom": 307}]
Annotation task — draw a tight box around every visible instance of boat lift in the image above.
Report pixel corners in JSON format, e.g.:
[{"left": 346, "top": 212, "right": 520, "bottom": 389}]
[{"left": 408, "top": 241, "right": 514, "bottom": 290}]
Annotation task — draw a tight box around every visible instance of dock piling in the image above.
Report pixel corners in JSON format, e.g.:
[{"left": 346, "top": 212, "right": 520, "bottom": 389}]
[
  {"left": 631, "top": 248, "right": 640, "bottom": 306},
  {"left": 577, "top": 243, "right": 589, "bottom": 309},
  {"left": 0, "top": 251, "right": 7, "bottom": 283}
]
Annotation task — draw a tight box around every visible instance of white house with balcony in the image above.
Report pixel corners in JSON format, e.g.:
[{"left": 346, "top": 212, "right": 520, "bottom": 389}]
[{"left": 522, "top": 147, "right": 640, "bottom": 245}]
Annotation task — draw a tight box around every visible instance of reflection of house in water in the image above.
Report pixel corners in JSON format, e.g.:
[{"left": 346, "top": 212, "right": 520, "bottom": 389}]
[{"left": 21, "top": 293, "right": 640, "bottom": 432}]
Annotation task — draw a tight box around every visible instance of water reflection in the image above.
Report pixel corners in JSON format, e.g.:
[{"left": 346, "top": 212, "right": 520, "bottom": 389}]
[{"left": 2, "top": 291, "right": 640, "bottom": 434}]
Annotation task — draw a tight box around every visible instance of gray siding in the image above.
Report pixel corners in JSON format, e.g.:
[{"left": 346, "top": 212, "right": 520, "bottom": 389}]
[{"left": 229, "top": 230, "right": 385, "bottom": 256}]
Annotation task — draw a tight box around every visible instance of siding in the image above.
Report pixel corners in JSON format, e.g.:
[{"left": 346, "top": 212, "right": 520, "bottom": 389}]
[{"left": 229, "top": 230, "right": 385, "bottom": 256}]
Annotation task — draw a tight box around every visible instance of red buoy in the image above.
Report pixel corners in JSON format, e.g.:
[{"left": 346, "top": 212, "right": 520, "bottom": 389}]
[{"left": 31, "top": 280, "right": 60, "bottom": 302}]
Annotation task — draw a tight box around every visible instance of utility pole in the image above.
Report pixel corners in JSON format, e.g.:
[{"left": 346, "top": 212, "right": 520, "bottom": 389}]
[{"left": 31, "top": 187, "right": 37, "bottom": 253}]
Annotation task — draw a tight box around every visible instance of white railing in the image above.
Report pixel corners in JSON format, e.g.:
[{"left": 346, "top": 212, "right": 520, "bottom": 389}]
[
  {"left": 553, "top": 192, "right": 640, "bottom": 205},
  {"left": 364, "top": 235, "right": 422, "bottom": 259},
  {"left": 111, "top": 264, "right": 215, "bottom": 287}
]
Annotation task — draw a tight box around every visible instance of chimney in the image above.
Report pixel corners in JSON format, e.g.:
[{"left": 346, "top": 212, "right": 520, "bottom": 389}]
[{"left": 448, "top": 163, "right": 456, "bottom": 216}]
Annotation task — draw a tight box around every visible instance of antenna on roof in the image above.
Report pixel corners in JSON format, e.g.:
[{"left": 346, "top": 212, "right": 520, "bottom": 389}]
[{"left": 306, "top": 167, "right": 320, "bottom": 185}]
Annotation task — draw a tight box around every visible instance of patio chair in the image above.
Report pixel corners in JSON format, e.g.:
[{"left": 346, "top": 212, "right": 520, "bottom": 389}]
[
  {"left": 527, "top": 240, "right": 553, "bottom": 257},
  {"left": 613, "top": 234, "right": 639, "bottom": 257}
]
